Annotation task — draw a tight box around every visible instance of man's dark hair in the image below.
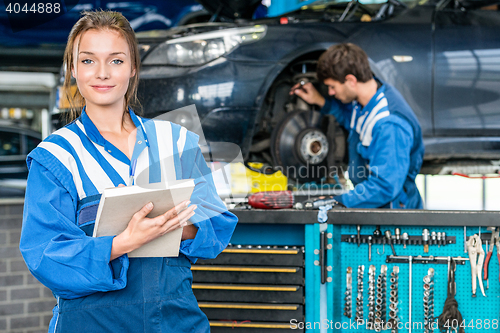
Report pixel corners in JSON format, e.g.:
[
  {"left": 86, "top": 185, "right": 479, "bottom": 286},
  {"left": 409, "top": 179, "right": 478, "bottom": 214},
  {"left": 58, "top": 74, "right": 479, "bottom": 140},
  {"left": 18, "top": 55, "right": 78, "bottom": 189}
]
[{"left": 316, "top": 43, "right": 373, "bottom": 83}]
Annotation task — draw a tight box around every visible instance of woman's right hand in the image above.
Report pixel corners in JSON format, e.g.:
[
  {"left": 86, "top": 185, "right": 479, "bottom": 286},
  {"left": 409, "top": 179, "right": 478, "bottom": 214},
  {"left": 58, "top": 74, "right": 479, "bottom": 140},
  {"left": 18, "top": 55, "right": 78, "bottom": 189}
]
[{"left": 110, "top": 200, "right": 196, "bottom": 260}]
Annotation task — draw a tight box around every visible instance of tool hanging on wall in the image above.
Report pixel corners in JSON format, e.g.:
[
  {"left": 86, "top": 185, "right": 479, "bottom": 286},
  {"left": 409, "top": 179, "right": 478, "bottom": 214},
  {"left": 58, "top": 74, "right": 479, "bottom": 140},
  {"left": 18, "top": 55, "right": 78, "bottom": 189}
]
[
  {"left": 422, "top": 229, "right": 430, "bottom": 253},
  {"left": 467, "top": 234, "right": 486, "bottom": 297},
  {"left": 402, "top": 232, "right": 409, "bottom": 249},
  {"left": 368, "top": 236, "right": 373, "bottom": 262},
  {"left": 388, "top": 266, "right": 399, "bottom": 332},
  {"left": 386, "top": 255, "right": 469, "bottom": 265},
  {"left": 423, "top": 268, "right": 435, "bottom": 333},
  {"left": 355, "top": 265, "right": 364, "bottom": 323},
  {"left": 344, "top": 267, "right": 352, "bottom": 318},
  {"left": 367, "top": 265, "right": 376, "bottom": 330},
  {"left": 385, "top": 230, "right": 397, "bottom": 256},
  {"left": 342, "top": 230, "right": 457, "bottom": 249},
  {"left": 464, "top": 226, "right": 467, "bottom": 253},
  {"left": 437, "top": 258, "right": 465, "bottom": 333},
  {"left": 409, "top": 256, "right": 413, "bottom": 333},
  {"left": 374, "top": 265, "right": 387, "bottom": 332},
  {"left": 484, "top": 227, "right": 499, "bottom": 289}
]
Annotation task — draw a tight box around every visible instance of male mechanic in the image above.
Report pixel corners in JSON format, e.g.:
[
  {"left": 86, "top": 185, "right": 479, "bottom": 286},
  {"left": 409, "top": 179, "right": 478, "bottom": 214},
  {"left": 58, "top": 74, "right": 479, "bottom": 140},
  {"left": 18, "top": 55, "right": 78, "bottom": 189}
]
[{"left": 291, "top": 43, "right": 424, "bottom": 209}]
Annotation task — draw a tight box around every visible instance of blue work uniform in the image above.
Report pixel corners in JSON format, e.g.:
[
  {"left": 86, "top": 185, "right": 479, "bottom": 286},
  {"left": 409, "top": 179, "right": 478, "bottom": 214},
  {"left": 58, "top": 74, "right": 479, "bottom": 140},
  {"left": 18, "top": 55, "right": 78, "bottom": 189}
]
[
  {"left": 322, "top": 80, "right": 425, "bottom": 209},
  {"left": 20, "top": 107, "right": 238, "bottom": 332}
]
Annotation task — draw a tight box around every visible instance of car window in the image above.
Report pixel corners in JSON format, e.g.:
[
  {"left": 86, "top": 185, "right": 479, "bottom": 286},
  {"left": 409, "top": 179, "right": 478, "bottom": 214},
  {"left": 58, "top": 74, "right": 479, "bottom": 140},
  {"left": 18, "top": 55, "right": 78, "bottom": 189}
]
[
  {"left": 26, "top": 135, "right": 41, "bottom": 153},
  {"left": 0, "top": 131, "right": 21, "bottom": 156}
]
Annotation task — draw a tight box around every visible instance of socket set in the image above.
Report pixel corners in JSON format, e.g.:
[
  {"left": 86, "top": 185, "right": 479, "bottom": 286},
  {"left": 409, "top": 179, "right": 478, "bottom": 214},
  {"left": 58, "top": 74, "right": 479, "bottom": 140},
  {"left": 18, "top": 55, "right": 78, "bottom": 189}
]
[
  {"left": 423, "top": 268, "right": 435, "bottom": 333},
  {"left": 355, "top": 265, "right": 364, "bottom": 323},
  {"left": 341, "top": 232, "right": 456, "bottom": 247},
  {"left": 374, "top": 265, "right": 387, "bottom": 331},
  {"left": 367, "top": 265, "right": 376, "bottom": 329},
  {"left": 345, "top": 267, "right": 353, "bottom": 318},
  {"left": 388, "top": 266, "right": 399, "bottom": 333}
]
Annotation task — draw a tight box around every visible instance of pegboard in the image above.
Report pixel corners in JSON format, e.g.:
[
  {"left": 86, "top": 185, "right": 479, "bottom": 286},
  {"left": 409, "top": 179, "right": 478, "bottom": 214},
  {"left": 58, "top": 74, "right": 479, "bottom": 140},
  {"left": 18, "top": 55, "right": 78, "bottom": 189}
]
[{"left": 337, "top": 225, "right": 500, "bottom": 332}]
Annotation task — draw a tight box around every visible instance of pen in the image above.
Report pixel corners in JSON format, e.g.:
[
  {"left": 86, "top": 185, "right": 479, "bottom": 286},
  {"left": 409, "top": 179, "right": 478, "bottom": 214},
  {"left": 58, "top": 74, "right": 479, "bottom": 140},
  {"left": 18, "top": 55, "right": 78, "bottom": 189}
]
[{"left": 129, "top": 159, "right": 137, "bottom": 186}]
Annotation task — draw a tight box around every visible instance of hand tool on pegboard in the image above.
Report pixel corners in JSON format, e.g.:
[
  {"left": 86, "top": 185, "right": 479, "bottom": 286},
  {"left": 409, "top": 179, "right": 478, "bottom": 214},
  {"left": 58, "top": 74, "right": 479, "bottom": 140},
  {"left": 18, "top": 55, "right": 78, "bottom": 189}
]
[
  {"left": 374, "top": 265, "right": 387, "bottom": 331},
  {"left": 467, "top": 234, "right": 486, "bottom": 297},
  {"left": 357, "top": 225, "right": 361, "bottom": 247},
  {"left": 385, "top": 230, "right": 397, "bottom": 256},
  {"left": 388, "top": 266, "right": 399, "bottom": 332},
  {"left": 422, "top": 228, "right": 430, "bottom": 253},
  {"left": 355, "top": 265, "right": 364, "bottom": 323},
  {"left": 367, "top": 265, "right": 376, "bottom": 329},
  {"left": 423, "top": 268, "right": 435, "bottom": 333},
  {"left": 483, "top": 227, "right": 499, "bottom": 289},
  {"left": 342, "top": 229, "right": 457, "bottom": 249},
  {"left": 344, "top": 267, "right": 352, "bottom": 318},
  {"left": 437, "top": 258, "right": 465, "bottom": 333},
  {"left": 409, "top": 256, "right": 413, "bottom": 333}
]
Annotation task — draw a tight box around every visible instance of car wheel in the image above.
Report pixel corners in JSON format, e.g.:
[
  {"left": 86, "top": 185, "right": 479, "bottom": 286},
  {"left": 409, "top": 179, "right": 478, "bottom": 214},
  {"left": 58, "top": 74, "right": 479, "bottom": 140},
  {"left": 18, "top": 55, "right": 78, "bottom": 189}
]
[{"left": 270, "top": 108, "right": 346, "bottom": 184}]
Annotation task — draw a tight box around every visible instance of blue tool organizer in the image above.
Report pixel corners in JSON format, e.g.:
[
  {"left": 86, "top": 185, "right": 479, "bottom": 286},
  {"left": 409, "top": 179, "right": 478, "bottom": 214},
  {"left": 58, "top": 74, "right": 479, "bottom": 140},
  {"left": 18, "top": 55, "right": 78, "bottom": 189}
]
[
  {"left": 338, "top": 225, "right": 500, "bottom": 332},
  {"left": 229, "top": 210, "right": 500, "bottom": 333}
]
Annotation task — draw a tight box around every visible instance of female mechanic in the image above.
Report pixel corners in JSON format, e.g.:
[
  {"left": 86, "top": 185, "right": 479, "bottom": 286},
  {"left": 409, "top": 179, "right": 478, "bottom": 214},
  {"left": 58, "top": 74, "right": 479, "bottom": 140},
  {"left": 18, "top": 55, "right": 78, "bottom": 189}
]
[{"left": 20, "top": 10, "right": 238, "bottom": 332}]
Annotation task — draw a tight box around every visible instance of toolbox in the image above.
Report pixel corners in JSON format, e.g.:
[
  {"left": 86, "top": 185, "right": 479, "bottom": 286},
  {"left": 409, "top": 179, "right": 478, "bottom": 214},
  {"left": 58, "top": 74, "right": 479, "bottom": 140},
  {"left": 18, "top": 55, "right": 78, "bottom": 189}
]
[{"left": 192, "top": 209, "right": 500, "bottom": 332}]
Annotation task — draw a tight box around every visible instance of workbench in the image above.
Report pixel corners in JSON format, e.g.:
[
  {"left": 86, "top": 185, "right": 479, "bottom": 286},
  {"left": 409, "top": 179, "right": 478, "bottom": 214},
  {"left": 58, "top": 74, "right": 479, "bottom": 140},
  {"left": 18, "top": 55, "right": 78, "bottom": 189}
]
[{"left": 193, "top": 208, "right": 500, "bottom": 332}]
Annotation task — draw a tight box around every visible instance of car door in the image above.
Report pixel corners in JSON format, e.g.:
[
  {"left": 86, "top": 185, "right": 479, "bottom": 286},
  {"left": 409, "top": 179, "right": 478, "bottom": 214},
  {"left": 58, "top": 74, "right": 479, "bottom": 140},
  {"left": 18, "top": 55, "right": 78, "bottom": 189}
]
[
  {"left": 433, "top": 1, "right": 500, "bottom": 136},
  {"left": 0, "top": 129, "right": 25, "bottom": 179}
]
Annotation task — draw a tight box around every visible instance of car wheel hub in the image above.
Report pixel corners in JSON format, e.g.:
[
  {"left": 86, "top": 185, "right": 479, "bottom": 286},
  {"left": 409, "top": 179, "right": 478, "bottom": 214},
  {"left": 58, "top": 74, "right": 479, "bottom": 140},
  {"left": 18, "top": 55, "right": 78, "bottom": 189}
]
[{"left": 299, "top": 130, "right": 329, "bottom": 165}]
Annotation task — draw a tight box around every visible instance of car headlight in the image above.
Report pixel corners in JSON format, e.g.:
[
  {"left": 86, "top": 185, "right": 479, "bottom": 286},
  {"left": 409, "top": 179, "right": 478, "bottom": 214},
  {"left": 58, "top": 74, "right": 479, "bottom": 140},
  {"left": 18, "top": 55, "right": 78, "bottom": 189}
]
[{"left": 142, "top": 25, "right": 267, "bottom": 66}]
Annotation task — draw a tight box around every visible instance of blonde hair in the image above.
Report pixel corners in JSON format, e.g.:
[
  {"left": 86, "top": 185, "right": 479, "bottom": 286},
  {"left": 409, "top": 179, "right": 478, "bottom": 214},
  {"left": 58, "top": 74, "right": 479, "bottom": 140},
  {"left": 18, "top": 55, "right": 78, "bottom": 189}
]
[{"left": 62, "top": 10, "right": 141, "bottom": 122}]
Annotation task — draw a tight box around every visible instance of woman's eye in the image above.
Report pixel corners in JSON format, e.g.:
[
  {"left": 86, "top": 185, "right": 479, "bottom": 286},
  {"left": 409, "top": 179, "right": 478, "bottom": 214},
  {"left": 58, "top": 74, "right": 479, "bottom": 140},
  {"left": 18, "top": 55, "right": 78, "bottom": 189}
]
[
  {"left": 112, "top": 59, "right": 124, "bottom": 65},
  {"left": 81, "top": 59, "right": 93, "bottom": 64}
]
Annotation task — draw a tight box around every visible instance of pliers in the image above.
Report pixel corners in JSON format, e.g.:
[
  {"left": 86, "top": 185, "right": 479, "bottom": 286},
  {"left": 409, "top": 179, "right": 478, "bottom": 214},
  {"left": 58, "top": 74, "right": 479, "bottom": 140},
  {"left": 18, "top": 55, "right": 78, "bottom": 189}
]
[
  {"left": 467, "top": 234, "right": 486, "bottom": 297},
  {"left": 484, "top": 228, "right": 500, "bottom": 284}
]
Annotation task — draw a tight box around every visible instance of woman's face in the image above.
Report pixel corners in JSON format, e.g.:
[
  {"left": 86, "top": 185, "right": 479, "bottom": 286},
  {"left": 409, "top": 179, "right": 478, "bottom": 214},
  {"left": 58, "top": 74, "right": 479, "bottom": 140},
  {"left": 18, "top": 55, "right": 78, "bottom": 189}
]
[{"left": 72, "top": 29, "right": 135, "bottom": 111}]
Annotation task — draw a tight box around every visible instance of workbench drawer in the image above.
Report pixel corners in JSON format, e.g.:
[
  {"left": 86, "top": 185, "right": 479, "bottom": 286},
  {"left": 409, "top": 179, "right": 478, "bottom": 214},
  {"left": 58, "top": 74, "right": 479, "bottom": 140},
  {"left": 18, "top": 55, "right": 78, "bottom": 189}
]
[
  {"left": 193, "top": 284, "right": 304, "bottom": 303},
  {"left": 209, "top": 321, "right": 303, "bottom": 332},
  {"left": 197, "top": 247, "right": 304, "bottom": 266},
  {"left": 199, "top": 302, "right": 304, "bottom": 322},
  {"left": 191, "top": 266, "right": 304, "bottom": 285}
]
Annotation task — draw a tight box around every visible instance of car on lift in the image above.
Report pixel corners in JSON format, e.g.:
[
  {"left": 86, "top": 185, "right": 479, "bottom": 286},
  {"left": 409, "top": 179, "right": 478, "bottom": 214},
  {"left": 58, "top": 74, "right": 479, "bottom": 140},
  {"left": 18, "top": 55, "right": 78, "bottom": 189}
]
[{"left": 58, "top": 0, "right": 500, "bottom": 184}]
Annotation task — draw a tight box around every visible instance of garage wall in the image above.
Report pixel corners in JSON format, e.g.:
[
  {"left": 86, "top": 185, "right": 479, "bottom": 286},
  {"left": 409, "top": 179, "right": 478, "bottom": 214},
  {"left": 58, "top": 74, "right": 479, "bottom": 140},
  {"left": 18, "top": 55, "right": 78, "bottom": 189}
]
[{"left": 0, "top": 201, "right": 53, "bottom": 333}]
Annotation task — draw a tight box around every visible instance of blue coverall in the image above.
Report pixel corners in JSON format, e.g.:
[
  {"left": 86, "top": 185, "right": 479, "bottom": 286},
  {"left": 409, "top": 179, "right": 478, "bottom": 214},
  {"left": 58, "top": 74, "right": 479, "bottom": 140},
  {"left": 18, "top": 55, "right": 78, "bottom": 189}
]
[
  {"left": 20, "top": 107, "right": 238, "bottom": 332},
  {"left": 322, "top": 80, "right": 425, "bottom": 209}
]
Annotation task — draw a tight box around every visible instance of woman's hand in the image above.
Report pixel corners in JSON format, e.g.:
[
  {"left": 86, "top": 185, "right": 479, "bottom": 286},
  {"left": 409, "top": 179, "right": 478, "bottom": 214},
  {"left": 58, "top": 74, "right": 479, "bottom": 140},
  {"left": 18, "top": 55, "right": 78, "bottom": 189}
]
[{"left": 110, "top": 200, "right": 197, "bottom": 260}]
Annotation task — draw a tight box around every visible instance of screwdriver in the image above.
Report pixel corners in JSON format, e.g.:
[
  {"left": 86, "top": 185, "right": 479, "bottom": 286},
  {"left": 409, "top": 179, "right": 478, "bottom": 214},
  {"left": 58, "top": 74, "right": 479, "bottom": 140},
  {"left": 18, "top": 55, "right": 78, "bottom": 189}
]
[
  {"left": 248, "top": 191, "right": 294, "bottom": 209},
  {"left": 226, "top": 191, "right": 294, "bottom": 209},
  {"left": 368, "top": 236, "right": 373, "bottom": 261}
]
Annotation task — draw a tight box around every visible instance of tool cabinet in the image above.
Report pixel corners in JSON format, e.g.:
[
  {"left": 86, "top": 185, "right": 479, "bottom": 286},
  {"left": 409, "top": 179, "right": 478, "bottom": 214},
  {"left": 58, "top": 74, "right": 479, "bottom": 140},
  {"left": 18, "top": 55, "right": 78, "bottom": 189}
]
[{"left": 192, "top": 209, "right": 500, "bottom": 332}]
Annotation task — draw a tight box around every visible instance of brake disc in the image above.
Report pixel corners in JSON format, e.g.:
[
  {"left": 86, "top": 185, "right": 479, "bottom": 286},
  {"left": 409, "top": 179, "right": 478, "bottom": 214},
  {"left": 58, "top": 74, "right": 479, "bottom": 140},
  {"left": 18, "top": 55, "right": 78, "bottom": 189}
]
[{"left": 271, "top": 109, "right": 332, "bottom": 183}]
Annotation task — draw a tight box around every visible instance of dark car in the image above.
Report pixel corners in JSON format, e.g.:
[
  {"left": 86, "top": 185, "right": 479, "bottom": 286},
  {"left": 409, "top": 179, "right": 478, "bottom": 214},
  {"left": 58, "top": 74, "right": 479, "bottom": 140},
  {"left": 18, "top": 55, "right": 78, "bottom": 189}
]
[
  {"left": 0, "top": 0, "right": 211, "bottom": 72},
  {"left": 0, "top": 122, "right": 41, "bottom": 180},
  {"left": 61, "top": 0, "right": 500, "bottom": 183}
]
